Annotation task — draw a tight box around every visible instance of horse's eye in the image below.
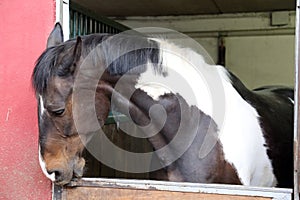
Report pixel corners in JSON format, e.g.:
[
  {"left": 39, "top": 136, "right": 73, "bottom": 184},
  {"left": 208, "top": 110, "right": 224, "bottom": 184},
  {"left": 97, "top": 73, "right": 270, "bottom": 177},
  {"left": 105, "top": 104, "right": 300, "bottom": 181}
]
[{"left": 51, "top": 109, "right": 65, "bottom": 116}]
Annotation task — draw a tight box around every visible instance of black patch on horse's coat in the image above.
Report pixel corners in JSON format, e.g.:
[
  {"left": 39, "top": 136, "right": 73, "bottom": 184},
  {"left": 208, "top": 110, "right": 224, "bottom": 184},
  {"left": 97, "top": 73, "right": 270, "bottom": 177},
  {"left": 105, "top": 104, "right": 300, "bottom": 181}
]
[
  {"left": 130, "top": 89, "right": 241, "bottom": 184},
  {"left": 253, "top": 86, "right": 294, "bottom": 101},
  {"left": 32, "top": 34, "right": 161, "bottom": 96},
  {"left": 228, "top": 71, "right": 293, "bottom": 188}
]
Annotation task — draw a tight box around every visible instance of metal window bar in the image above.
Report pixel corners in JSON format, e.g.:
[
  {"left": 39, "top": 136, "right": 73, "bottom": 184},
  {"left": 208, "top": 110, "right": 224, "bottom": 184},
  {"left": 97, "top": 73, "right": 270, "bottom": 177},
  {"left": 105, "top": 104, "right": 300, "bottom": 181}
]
[
  {"left": 70, "top": 3, "right": 128, "bottom": 37},
  {"left": 69, "top": 3, "right": 130, "bottom": 124},
  {"left": 294, "top": 0, "right": 300, "bottom": 199}
]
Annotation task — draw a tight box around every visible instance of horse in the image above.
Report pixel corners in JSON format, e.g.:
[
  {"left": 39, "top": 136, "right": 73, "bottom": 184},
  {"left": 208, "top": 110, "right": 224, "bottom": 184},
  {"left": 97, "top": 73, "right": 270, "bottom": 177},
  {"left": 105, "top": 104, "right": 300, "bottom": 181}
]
[{"left": 32, "top": 23, "right": 293, "bottom": 188}]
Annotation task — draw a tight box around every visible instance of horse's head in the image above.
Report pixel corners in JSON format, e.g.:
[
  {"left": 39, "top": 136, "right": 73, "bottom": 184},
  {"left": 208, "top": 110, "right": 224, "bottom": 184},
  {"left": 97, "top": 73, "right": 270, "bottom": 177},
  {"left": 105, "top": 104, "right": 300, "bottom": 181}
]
[
  {"left": 33, "top": 23, "right": 162, "bottom": 185},
  {"left": 32, "top": 24, "right": 112, "bottom": 185}
]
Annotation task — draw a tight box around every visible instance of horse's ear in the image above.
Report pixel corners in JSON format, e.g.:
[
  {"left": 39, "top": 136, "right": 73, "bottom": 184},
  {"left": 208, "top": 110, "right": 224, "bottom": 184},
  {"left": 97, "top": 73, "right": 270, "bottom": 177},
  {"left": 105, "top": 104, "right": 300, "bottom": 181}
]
[
  {"left": 70, "top": 36, "right": 82, "bottom": 74},
  {"left": 73, "top": 36, "right": 82, "bottom": 63},
  {"left": 47, "top": 23, "right": 64, "bottom": 48}
]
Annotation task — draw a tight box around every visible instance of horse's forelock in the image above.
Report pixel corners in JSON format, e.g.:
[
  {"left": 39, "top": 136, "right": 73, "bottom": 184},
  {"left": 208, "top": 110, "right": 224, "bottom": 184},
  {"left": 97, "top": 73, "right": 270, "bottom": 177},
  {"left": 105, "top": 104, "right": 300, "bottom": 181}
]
[
  {"left": 32, "top": 42, "right": 74, "bottom": 95},
  {"left": 32, "top": 48, "right": 56, "bottom": 95}
]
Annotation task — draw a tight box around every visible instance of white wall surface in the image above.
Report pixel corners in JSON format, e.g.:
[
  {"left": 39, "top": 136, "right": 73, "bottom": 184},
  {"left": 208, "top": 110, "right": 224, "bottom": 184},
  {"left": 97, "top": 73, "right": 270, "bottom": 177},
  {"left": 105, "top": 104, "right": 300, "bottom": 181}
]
[
  {"left": 225, "top": 35, "right": 295, "bottom": 89},
  {"left": 193, "top": 37, "right": 219, "bottom": 64}
]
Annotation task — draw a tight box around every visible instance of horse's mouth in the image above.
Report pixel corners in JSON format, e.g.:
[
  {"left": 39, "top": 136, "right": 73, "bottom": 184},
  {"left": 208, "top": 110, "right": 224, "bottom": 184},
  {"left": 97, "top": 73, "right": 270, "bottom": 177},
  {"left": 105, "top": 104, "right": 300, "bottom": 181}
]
[
  {"left": 53, "top": 157, "right": 85, "bottom": 186},
  {"left": 53, "top": 168, "right": 84, "bottom": 186}
]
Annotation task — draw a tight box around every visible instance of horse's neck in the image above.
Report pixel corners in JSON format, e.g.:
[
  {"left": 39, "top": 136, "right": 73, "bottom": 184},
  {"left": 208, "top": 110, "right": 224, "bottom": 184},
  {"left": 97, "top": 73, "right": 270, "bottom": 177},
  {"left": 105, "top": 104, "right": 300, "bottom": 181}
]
[
  {"left": 135, "top": 39, "right": 231, "bottom": 124},
  {"left": 130, "top": 85, "right": 241, "bottom": 184},
  {"left": 133, "top": 41, "right": 277, "bottom": 186}
]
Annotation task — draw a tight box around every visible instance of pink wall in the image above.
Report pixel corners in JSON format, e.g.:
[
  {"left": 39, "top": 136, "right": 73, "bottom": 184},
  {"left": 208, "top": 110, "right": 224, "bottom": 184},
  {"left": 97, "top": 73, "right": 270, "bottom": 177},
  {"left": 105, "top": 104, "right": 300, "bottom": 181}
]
[{"left": 0, "top": 0, "right": 56, "bottom": 199}]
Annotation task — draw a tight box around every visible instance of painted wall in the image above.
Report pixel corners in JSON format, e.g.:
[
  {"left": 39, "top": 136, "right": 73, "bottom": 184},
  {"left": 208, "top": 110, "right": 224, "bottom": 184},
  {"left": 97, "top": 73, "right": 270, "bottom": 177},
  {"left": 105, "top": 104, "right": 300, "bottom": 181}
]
[
  {"left": 225, "top": 35, "right": 295, "bottom": 89},
  {"left": 0, "top": 0, "right": 55, "bottom": 199},
  {"left": 193, "top": 35, "right": 295, "bottom": 89},
  {"left": 114, "top": 12, "right": 295, "bottom": 89}
]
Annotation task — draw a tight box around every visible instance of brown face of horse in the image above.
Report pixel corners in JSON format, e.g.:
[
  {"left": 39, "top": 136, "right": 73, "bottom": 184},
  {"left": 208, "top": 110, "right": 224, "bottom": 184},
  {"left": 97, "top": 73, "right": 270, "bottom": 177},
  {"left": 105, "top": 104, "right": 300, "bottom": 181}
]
[
  {"left": 38, "top": 77, "right": 86, "bottom": 185},
  {"left": 36, "top": 24, "right": 111, "bottom": 185}
]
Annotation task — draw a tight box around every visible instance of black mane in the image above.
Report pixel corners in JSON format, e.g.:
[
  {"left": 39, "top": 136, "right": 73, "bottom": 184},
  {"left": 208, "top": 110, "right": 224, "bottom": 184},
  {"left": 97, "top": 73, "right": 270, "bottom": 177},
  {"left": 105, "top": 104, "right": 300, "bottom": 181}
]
[
  {"left": 32, "top": 38, "right": 79, "bottom": 95},
  {"left": 32, "top": 33, "right": 161, "bottom": 95},
  {"left": 97, "top": 34, "right": 161, "bottom": 75}
]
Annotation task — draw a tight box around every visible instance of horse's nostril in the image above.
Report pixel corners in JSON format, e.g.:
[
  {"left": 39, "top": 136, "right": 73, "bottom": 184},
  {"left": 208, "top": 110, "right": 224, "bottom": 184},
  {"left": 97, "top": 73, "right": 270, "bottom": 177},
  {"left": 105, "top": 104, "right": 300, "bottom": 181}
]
[
  {"left": 54, "top": 170, "right": 62, "bottom": 179},
  {"left": 47, "top": 169, "right": 63, "bottom": 180}
]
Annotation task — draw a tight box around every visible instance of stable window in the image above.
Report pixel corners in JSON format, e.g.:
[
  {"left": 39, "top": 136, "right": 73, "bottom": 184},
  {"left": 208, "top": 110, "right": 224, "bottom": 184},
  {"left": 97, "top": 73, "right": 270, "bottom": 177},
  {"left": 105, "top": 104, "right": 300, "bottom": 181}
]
[{"left": 53, "top": 0, "right": 298, "bottom": 199}]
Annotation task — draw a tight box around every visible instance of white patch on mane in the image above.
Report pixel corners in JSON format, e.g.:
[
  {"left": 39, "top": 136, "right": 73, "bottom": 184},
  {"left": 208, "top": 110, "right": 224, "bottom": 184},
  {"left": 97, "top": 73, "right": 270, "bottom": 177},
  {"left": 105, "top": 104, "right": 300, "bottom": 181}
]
[
  {"left": 38, "top": 145, "right": 55, "bottom": 182},
  {"left": 136, "top": 39, "right": 277, "bottom": 187}
]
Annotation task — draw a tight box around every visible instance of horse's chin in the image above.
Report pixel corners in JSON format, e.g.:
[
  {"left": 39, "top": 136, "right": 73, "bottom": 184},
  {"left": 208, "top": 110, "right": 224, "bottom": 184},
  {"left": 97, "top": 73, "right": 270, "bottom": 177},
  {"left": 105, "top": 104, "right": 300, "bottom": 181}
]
[
  {"left": 54, "top": 170, "right": 73, "bottom": 186},
  {"left": 53, "top": 157, "right": 85, "bottom": 186},
  {"left": 73, "top": 157, "right": 85, "bottom": 178},
  {"left": 55, "top": 179, "right": 72, "bottom": 186}
]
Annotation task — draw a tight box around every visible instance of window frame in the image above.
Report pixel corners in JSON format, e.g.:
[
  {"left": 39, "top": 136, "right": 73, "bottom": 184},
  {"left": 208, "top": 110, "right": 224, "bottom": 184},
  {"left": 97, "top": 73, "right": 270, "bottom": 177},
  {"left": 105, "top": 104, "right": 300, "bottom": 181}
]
[{"left": 52, "top": 1, "right": 300, "bottom": 199}]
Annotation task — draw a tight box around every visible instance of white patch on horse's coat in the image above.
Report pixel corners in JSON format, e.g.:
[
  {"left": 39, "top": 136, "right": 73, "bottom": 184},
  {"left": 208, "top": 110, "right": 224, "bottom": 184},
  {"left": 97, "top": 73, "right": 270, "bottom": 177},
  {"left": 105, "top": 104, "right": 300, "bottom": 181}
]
[
  {"left": 136, "top": 40, "right": 213, "bottom": 117},
  {"left": 38, "top": 96, "right": 55, "bottom": 182},
  {"left": 38, "top": 145, "right": 55, "bottom": 182},
  {"left": 137, "top": 81, "right": 172, "bottom": 100},
  {"left": 218, "top": 79, "right": 277, "bottom": 186},
  {"left": 136, "top": 39, "right": 277, "bottom": 187},
  {"left": 39, "top": 95, "right": 45, "bottom": 116}
]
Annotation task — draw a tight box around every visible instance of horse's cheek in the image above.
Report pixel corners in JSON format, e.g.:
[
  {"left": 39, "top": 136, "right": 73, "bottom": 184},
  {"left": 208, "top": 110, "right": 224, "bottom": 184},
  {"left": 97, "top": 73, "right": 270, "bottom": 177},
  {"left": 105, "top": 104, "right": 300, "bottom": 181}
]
[{"left": 95, "top": 93, "right": 110, "bottom": 126}]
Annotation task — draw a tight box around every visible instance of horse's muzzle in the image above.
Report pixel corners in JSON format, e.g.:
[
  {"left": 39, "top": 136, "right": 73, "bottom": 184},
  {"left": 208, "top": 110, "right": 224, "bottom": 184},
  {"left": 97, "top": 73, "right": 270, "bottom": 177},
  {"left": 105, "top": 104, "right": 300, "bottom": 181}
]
[{"left": 48, "top": 157, "right": 85, "bottom": 186}]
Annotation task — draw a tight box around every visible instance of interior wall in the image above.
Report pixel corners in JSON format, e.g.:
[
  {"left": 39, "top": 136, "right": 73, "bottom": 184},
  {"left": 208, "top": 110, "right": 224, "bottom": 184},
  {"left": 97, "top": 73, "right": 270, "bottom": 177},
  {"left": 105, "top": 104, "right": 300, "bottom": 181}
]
[
  {"left": 193, "top": 37, "right": 219, "bottom": 64},
  {"left": 225, "top": 35, "right": 295, "bottom": 89},
  {"left": 114, "top": 11, "right": 295, "bottom": 89},
  {"left": 190, "top": 35, "right": 295, "bottom": 89},
  {"left": 169, "top": 35, "right": 295, "bottom": 89}
]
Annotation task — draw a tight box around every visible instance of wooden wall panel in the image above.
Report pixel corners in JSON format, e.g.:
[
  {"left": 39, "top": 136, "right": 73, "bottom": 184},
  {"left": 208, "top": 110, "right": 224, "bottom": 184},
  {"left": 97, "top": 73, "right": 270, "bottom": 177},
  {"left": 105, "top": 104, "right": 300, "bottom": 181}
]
[{"left": 64, "top": 187, "right": 269, "bottom": 200}]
